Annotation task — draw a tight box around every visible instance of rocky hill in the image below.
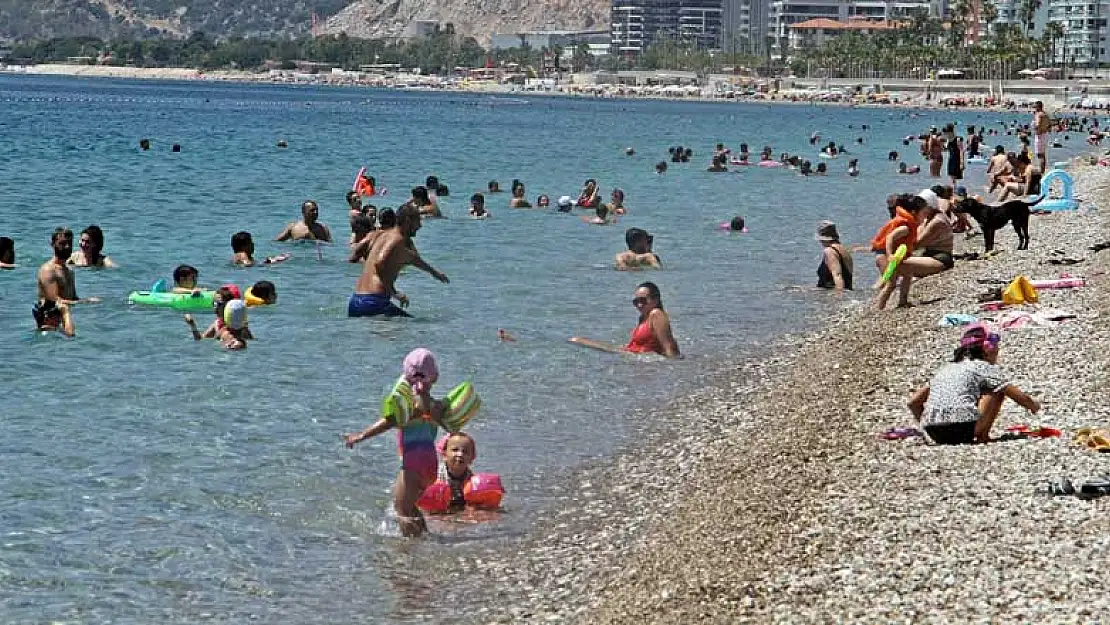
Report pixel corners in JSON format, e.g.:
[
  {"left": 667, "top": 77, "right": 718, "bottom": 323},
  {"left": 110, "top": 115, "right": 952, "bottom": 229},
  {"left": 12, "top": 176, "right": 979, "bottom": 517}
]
[
  {"left": 0, "top": 0, "right": 609, "bottom": 44},
  {"left": 322, "top": 0, "right": 609, "bottom": 45}
]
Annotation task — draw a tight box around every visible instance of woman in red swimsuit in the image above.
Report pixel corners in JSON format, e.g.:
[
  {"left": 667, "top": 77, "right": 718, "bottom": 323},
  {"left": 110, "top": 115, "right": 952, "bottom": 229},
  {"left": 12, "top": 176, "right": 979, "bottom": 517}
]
[{"left": 570, "top": 282, "right": 680, "bottom": 358}]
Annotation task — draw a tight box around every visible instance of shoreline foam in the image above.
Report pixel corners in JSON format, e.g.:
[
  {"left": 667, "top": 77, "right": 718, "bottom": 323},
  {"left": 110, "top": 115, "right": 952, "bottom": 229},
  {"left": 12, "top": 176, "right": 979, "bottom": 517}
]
[{"left": 429, "top": 160, "right": 1110, "bottom": 623}]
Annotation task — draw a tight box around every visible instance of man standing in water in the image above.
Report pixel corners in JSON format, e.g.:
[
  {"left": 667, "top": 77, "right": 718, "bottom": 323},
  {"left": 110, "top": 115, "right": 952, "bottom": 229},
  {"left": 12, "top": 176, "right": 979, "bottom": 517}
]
[
  {"left": 275, "top": 200, "right": 332, "bottom": 242},
  {"left": 349, "top": 205, "right": 449, "bottom": 317},
  {"left": 1032, "top": 101, "right": 1051, "bottom": 173},
  {"left": 36, "top": 227, "right": 97, "bottom": 333}
]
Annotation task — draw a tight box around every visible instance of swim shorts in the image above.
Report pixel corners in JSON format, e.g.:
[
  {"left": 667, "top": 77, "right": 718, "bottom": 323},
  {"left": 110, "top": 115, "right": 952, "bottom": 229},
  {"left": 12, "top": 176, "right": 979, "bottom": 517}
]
[
  {"left": 924, "top": 421, "right": 977, "bottom": 445},
  {"left": 1034, "top": 133, "right": 1047, "bottom": 155},
  {"left": 348, "top": 293, "right": 411, "bottom": 318},
  {"left": 923, "top": 248, "right": 955, "bottom": 270},
  {"left": 32, "top": 301, "right": 62, "bottom": 329}
]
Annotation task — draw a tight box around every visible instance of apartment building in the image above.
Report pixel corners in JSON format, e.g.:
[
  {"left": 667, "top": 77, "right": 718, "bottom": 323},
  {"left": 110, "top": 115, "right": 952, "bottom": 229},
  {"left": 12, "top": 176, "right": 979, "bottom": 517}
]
[
  {"left": 1046, "top": 0, "right": 1109, "bottom": 65},
  {"left": 611, "top": 0, "right": 725, "bottom": 54},
  {"left": 722, "top": 0, "right": 771, "bottom": 55},
  {"left": 767, "top": 0, "right": 932, "bottom": 56}
]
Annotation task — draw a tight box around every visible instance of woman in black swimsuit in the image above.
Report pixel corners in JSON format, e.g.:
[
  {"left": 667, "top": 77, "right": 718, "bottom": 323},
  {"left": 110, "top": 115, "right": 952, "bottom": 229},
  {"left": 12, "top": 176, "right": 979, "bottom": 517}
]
[{"left": 815, "top": 221, "right": 853, "bottom": 290}]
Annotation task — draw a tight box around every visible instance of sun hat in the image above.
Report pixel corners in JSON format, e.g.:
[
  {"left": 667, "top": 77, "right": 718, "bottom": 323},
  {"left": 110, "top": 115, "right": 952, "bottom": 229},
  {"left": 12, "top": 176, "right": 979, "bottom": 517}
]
[
  {"left": 917, "top": 188, "right": 940, "bottom": 210},
  {"left": 223, "top": 299, "right": 248, "bottom": 330},
  {"left": 815, "top": 220, "right": 840, "bottom": 242}
]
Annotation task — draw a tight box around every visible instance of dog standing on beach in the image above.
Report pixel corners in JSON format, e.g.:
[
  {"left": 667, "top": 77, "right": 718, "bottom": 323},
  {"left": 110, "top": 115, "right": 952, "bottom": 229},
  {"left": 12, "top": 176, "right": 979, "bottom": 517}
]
[{"left": 951, "top": 196, "right": 1042, "bottom": 252}]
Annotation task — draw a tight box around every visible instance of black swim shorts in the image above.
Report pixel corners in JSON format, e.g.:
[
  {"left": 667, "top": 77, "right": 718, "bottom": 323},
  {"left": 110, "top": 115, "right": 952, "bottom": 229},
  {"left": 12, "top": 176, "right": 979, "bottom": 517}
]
[
  {"left": 924, "top": 421, "right": 977, "bottom": 445},
  {"left": 924, "top": 248, "right": 955, "bottom": 270}
]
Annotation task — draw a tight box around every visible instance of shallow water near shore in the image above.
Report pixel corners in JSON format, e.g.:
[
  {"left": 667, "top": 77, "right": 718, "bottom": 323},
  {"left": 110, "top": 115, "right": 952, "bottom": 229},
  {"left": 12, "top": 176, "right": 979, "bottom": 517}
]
[{"left": 0, "top": 74, "right": 1087, "bottom": 621}]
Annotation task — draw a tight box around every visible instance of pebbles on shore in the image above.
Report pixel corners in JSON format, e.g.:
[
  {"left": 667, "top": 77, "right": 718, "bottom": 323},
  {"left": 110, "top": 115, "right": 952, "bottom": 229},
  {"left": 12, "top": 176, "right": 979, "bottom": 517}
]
[{"left": 432, "top": 161, "right": 1110, "bottom": 625}]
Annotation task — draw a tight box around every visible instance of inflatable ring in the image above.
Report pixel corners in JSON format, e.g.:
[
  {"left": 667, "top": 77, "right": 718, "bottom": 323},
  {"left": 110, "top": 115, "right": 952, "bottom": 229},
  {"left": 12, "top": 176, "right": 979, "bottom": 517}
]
[{"left": 128, "top": 289, "right": 215, "bottom": 311}]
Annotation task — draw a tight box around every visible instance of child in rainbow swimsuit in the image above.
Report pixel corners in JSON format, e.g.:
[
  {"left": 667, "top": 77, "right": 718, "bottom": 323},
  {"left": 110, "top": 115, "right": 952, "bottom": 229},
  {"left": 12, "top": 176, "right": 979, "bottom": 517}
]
[{"left": 343, "top": 348, "right": 452, "bottom": 537}]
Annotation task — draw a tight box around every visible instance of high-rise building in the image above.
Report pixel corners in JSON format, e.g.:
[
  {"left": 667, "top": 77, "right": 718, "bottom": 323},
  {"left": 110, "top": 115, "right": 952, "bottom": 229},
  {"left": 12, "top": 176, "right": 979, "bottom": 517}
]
[
  {"left": 1046, "top": 0, "right": 1109, "bottom": 65},
  {"left": 722, "top": 0, "right": 771, "bottom": 55},
  {"left": 767, "top": 0, "right": 932, "bottom": 57},
  {"left": 611, "top": 0, "right": 725, "bottom": 54}
]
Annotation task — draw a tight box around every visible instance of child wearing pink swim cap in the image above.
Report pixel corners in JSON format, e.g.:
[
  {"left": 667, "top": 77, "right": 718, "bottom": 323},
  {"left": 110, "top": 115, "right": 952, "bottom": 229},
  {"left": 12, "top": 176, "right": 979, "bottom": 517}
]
[{"left": 343, "top": 348, "right": 451, "bottom": 537}]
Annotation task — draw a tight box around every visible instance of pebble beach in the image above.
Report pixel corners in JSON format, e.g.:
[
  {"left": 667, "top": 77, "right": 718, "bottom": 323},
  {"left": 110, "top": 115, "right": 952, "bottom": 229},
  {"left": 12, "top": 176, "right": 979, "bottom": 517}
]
[{"left": 432, "top": 161, "right": 1110, "bottom": 623}]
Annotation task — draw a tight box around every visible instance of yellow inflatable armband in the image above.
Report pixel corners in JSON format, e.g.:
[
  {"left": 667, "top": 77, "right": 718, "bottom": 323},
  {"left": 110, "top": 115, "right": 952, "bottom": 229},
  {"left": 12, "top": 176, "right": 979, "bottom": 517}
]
[
  {"left": 1002, "top": 275, "right": 1039, "bottom": 305},
  {"left": 244, "top": 287, "right": 267, "bottom": 307},
  {"left": 441, "top": 381, "right": 480, "bottom": 433},
  {"left": 381, "top": 377, "right": 414, "bottom": 427}
]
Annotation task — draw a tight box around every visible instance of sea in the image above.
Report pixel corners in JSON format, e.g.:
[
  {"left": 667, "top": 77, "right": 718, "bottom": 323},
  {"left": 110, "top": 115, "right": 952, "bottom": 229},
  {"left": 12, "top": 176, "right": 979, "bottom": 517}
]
[{"left": 0, "top": 74, "right": 1082, "bottom": 622}]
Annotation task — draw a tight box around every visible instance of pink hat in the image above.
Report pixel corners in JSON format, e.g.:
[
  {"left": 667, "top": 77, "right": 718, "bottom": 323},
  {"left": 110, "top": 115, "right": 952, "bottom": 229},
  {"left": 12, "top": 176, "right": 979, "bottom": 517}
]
[
  {"left": 960, "top": 323, "right": 1000, "bottom": 349},
  {"left": 402, "top": 348, "right": 438, "bottom": 395}
]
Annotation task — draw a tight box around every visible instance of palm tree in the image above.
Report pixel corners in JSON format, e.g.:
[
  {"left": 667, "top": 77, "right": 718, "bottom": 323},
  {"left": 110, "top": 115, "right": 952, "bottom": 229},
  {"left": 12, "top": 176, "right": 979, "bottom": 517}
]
[
  {"left": 1044, "top": 21, "right": 1063, "bottom": 69},
  {"left": 1017, "top": 0, "right": 1042, "bottom": 34}
]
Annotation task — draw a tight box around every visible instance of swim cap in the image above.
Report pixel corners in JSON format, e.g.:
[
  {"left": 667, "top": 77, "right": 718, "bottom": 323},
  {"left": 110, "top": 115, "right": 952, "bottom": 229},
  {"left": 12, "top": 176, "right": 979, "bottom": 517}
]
[
  {"left": 223, "top": 299, "right": 248, "bottom": 330},
  {"left": 402, "top": 348, "right": 438, "bottom": 395}
]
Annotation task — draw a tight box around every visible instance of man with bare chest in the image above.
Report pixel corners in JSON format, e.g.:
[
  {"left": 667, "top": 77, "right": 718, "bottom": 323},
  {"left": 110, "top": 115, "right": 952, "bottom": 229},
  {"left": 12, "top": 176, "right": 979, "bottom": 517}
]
[{"left": 349, "top": 205, "right": 448, "bottom": 317}]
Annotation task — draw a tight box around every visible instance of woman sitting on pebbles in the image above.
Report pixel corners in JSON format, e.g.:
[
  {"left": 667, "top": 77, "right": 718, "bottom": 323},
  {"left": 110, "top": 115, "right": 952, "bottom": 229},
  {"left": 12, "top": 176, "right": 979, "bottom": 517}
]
[
  {"left": 871, "top": 193, "right": 928, "bottom": 309},
  {"left": 907, "top": 324, "right": 1041, "bottom": 444}
]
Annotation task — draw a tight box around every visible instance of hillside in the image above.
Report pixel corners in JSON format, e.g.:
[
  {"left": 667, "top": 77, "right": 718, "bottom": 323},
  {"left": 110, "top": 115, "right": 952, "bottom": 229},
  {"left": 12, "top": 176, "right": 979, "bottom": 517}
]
[{"left": 0, "top": 0, "right": 609, "bottom": 44}]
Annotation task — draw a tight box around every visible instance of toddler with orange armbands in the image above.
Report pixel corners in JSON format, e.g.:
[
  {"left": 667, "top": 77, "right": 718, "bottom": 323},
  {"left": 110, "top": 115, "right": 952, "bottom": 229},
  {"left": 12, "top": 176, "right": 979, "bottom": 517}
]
[{"left": 417, "top": 432, "right": 504, "bottom": 514}]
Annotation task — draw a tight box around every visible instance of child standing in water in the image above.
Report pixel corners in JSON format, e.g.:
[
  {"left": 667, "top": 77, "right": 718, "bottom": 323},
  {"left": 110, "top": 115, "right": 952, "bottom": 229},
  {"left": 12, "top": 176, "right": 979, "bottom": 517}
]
[{"left": 343, "top": 348, "right": 448, "bottom": 537}]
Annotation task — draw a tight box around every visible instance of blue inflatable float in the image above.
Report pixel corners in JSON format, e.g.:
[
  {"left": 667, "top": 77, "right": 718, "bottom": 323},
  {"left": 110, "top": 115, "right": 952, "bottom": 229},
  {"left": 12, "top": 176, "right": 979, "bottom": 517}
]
[{"left": 1038, "top": 169, "right": 1080, "bottom": 211}]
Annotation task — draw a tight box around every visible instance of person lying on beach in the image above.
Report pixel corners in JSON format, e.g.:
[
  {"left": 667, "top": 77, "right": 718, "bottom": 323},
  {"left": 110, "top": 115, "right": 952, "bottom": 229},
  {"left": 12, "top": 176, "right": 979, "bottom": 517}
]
[
  {"left": 68, "top": 225, "right": 115, "bottom": 268},
  {"left": 576, "top": 179, "right": 601, "bottom": 208},
  {"left": 907, "top": 324, "right": 1040, "bottom": 444},
  {"left": 872, "top": 193, "right": 930, "bottom": 310},
  {"left": 0, "top": 236, "right": 16, "bottom": 269},
  {"left": 349, "top": 205, "right": 448, "bottom": 318},
  {"left": 276, "top": 200, "right": 332, "bottom": 242},
  {"left": 509, "top": 180, "right": 531, "bottom": 208},
  {"left": 343, "top": 348, "right": 450, "bottom": 537},
  {"left": 615, "top": 228, "right": 660, "bottom": 270},
  {"left": 570, "top": 282, "right": 680, "bottom": 358}
]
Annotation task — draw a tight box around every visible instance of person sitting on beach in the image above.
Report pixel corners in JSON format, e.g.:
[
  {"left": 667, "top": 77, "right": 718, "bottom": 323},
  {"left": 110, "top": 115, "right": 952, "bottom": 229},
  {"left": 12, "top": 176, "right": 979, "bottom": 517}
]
[
  {"left": 537, "top": 194, "right": 550, "bottom": 208},
  {"left": 231, "top": 231, "right": 255, "bottom": 266},
  {"left": 606, "top": 189, "right": 627, "bottom": 215},
  {"left": 576, "top": 179, "right": 601, "bottom": 208},
  {"left": 898, "top": 162, "right": 921, "bottom": 175},
  {"left": 470, "top": 193, "right": 490, "bottom": 219},
  {"left": 487, "top": 180, "right": 501, "bottom": 193},
  {"left": 343, "top": 348, "right": 452, "bottom": 537},
  {"left": 36, "top": 228, "right": 98, "bottom": 333},
  {"left": 276, "top": 200, "right": 332, "bottom": 242},
  {"left": 68, "top": 225, "right": 115, "bottom": 268},
  {"left": 349, "top": 205, "right": 449, "bottom": 318},
  {"left": 171, "top": 264, "right": 204, "bottom": 293},
  {"left": 872, "top": 192, "right": 932, "bottom": 310},
  {"left": 615, "top": 227, "right": 660, "bottom": 270},
  {"left": 509, "top": 180, "right": 531, "bottom": 208},
  {"left": 0, "top": 236, "right": 16, "bottom": 269},
  {"left": 986, "top": 146, "right": 1011, "bottom": 193},
  {"left": 911, "top": 187, "right": 956, "bottom": 274},
  {"left": 907, "top": 324, "right": 1040, "bottom": 444},
  {"left": 815, "top": 221, "right": 852, "bottom": 290},
  {"left": 708, "top": 154, "right": 729, "bottom": 172},
  {"left": 570, "top": 282, "right": 680, "bottom": 358},
  {"left": 998, "top": 160, "right": 1041, "bottom": 202}
]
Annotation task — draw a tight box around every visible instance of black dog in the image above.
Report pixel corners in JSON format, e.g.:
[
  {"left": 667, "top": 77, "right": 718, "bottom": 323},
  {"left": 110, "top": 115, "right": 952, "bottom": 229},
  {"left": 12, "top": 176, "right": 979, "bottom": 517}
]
[{"left": 951, "top": 195, "right": 1042, "bottom": 252}]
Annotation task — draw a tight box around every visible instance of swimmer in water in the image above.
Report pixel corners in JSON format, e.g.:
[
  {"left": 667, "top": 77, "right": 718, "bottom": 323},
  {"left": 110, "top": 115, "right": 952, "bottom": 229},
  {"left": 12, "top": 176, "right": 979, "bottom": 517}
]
[
  {"left": 470, "top": 193, "right": 490, "bottom": 218},
  {"left": 606, "top": 188, "right": 627, "bottom": 215},
  {"left": 246, "top": 280, "right": 278, "bottom": 305},
  {"left": 171, "top": 264, "right": 204, "bottom": 293},
  {"left": 184, "top": 285, "right": 246, "bottom": 341},
  {"left": 615, "top": 227, "right": 660, "bottom": 270},
  {"left": 583, "top": 204, "right": 613, "bottom": 225},
  {"left": 68, "top": 225, "right": 115, "bottom": 268},
  {"left": 349, "top": 205, "right": 448, "bottom": 317},
  {"left": 899, "top": 162, "right": 921, "bottom": 175},
  {"left": 36, "top": 227, "right": 98, "bottom": 334},
  {"left": 487, "top": 180, "right": 502, "bottom": 193},
  {"left": 815, "top": 162, "right": 828, "bottom": 175},
  {"left": 576, "top": 179, "right": 601, "bottom": 208},
  {"left": 343, "top": 348, "right": 451, "bottom": 537},
  {"left": 348, "top": 215, "right": 379, "bottom": 263},
  {"left": 0, "top": 236, "right": 16, "bottom": 269},
  {"left": 509, "top": 180, "right": 531, "bottom": 208},
  {"left": 407, "top": 186, "right": 442, "bottom": 219},
  {"left": 536, "top": 194, "right": 550, "bottom": 208},
  {"left": 231, "top": 231, "right": 255, "bottom": 266},
  {"left": 727, "top": 216, "right": 746, "bottom": 232},
  {"left": 848, "top": 159, "right": 860, "bottom": 177},
  {"left": 655, "top": 161, "right": 668, "bottom": 174},
  {"left": 275, "top": 200, "right": 332, "bottom": 242},
  {"left": 707, "top": 154, "right": 729, "bottom": 172},
  {"left": 570, "top": 282, "right": 680, "bottom": 358}
]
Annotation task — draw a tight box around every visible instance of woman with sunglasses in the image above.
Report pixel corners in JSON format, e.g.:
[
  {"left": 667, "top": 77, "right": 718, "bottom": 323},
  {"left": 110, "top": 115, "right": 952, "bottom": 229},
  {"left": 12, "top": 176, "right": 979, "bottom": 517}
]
[
  {"left": 570, "top": 282, "right": 680, "bottom": 358},
  {"left": 907, "top": 324, "right": 1040, "bottom": 444}
]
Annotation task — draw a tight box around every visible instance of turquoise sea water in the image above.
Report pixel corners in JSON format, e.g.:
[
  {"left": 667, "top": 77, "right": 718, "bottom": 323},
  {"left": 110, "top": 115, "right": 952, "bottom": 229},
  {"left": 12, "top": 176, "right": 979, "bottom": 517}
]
[{"left": 0, "top": 75, "right": 1076, "bottom": 622}]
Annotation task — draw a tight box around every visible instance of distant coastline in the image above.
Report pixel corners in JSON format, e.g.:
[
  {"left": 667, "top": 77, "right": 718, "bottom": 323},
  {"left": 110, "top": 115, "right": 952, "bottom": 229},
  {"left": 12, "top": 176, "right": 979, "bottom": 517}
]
[{"left": 2, "top": 62, "right": 1103, "bottom": 112}]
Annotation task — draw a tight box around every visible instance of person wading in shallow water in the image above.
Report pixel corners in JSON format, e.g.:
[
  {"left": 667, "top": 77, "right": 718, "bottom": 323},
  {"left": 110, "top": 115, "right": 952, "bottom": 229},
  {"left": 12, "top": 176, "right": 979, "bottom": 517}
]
[
  {"left": 569, "top": 282, "right": 680, "bottom": 358},
  {"left": 37, "top": 227, "right": 98, "bottom": 334},
  {"left": 349, "top": 205, "right": 449, "bottom": 317},
  {"left": 275, "top": 200, "right": 332, "bottom": 242}
]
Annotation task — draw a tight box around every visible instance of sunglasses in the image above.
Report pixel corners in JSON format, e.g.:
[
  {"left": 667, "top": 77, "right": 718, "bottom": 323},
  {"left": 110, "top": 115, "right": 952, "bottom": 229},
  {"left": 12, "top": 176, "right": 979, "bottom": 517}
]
[{"left": 632, "top": 297, "right": 649, "bottom": 306}]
